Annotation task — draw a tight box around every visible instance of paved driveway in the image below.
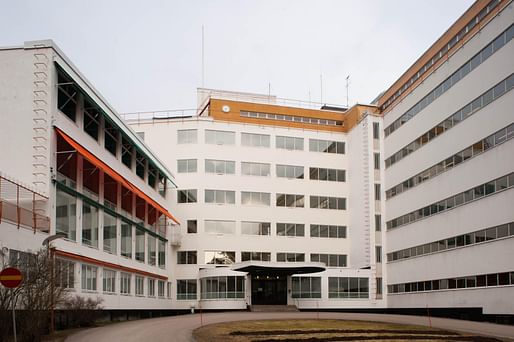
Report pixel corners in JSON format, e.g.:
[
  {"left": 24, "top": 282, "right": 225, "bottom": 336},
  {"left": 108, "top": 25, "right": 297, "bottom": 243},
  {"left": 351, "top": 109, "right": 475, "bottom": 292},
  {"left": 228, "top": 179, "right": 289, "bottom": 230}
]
[{"left": 66, "top": 311, "right": 514, "bottom": 342}]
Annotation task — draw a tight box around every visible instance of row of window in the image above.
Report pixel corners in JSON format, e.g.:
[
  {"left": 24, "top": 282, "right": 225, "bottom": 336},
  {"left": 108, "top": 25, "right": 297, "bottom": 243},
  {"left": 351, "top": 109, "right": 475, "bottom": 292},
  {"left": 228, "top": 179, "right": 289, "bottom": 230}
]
[
  {"left": 56, "top": 189, "right": 166, "bottom": 268},
  {"left": 60, "top": 262, "right": 170, "bottom": 298},
  {"left": 178, "top": 190, "right": 347, "bottom": 210},
  {"left": 200, "top": 276, "right": 245, "bottom": 299},
  {"left": 57, "top": 69, "right": 167, "bottom": 196},
  {"left": 385, "top": 23, "right": 514, "bottom": 136},
  {"left": 240, "top": 110, "right": 344, "bottom": 127},
  {"left": 179, "top": 159, "right": 347, "bottom": 183},
  {"left": 388, "top": 271, "right": 514, "bottom": 294},
  {"left": 178, "top": 129, "right": 345, "bottom": 153},
  {"left": 385, "top": 74, "right": 514, "bottom": 168},
  {"left": 291, "top": 277, "right": 370, "bottom": 299},
  {"left": 387, "top": 221, "right": 514, "bottom": 262},
  {"left": 178, "top": 250, "right": 348, "bottom": 266},
  {"left": 386, "top": 123, "right": 514, "bottom": 199},
  {"left": 387, "top": 172, "right": 514, "bottom": 229},
  {"left": 380, "top": 0, "right": 500, "bottom": 111},
  {"left": 186, "top": 220, "right": 347, "bottom": 238}
]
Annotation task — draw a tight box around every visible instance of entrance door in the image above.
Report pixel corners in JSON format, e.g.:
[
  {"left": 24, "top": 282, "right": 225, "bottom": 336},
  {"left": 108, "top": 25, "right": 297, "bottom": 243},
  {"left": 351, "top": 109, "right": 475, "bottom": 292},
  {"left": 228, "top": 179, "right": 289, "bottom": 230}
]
[{"left": 251, "top": 275, "right": 287, "bottom": 305}]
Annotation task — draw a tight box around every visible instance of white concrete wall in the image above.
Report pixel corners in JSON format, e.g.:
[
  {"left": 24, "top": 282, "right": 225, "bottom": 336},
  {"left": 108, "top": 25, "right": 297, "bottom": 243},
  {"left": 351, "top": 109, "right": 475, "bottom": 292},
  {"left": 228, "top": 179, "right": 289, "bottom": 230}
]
[{"left": 384, "top": 4, "right": 514, "bottom": 314}]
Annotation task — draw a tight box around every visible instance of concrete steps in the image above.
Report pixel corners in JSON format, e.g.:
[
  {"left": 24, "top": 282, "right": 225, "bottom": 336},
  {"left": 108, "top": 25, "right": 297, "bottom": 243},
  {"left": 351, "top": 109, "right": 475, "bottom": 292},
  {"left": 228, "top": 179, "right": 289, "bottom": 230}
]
[{"left": 250, "top": 305, "right": 299, "bottom": 312}]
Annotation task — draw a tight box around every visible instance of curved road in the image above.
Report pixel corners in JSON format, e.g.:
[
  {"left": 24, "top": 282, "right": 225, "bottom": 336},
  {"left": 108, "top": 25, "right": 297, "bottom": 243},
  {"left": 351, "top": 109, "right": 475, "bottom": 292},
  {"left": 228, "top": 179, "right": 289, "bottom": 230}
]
[{"left": 66, "top": 311, "right": 514, "bottom": 342}]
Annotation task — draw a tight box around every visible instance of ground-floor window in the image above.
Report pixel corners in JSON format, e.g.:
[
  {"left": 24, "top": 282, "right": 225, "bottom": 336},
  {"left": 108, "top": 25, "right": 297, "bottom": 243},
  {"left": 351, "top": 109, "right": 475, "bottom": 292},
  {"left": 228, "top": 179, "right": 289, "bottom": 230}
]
[
  {"left": 135, "top": 276, "right": 144, "bottom": 296},
  {"left": 120, "top": 272, "right": 131, "bottom": 295},
  {"left": 158, "top": 280, "right": 165, "bottom": 298},
  {"left": 292, "top": 277, "right": 321, "bottom": 298},
  {"left": 56, "top": 259, "right": 75, "bottom": 289},
  {"left": 200, "top": 276, "right": 245, "bottom": 299},
  {"left": 328, "top": 277, "right": 369, "bottom": 299},
  {"left": 148, "top": 278, "right": 156, "bottom": 297},
  {"left": 177, "top": 279, "right": 197, "bottom": 300},
  {"left": 102, "top": 269, "right": 116, "bottom": 293},
  {"left": 81, "top": 264, "right": 98, "bottom": 292}
]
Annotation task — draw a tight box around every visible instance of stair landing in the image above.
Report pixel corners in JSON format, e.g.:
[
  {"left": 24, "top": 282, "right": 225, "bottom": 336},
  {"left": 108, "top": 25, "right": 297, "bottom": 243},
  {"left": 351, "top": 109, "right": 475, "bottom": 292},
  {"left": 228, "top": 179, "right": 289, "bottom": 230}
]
[{"left": 250, "top": 305, "right": 299, "bottom": 312}]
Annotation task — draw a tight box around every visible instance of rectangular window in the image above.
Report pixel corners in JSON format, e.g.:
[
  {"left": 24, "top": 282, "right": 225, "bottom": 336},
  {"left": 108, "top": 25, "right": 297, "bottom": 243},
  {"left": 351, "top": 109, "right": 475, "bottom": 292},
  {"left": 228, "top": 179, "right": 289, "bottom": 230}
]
[
  {"left": 276, "top": 136, "right": 304, "bottom": 151},
  {"left": 103, "top": 212, "right": 117, "bottom": 254},
  {"left": 373, "top": 122, "right": 380, "bottom": 139},
  {"left": 167, "top": 282, "right": 172, "bottom": 299},
  {"left": 81, "top": 264, "right": 98, "bottom": 291},
  {"left": 241, "top": 251, "right": 271, "bottom": 262},
  {"left": 311, "top": 254, "right": 347, "bottom": 267},
  {"left": 104, "top": 119, "right": 119, "bottom": 156},
  {"left": 376, "top": 246, "right": 382, "bottom": 263},
  {"left": 177, "top": 279, "right": 197, "bottom": 300},
  {"left": 187, "top": 220, "right": 197, "bottom": 233},
  {"left": 205, "top": 130, "right": 235, "bottom": 145},
  {"left": 310, "top": 196, "right": 346, "bottom": 210},
  {"left": 241, "top": 221, "right": 271, "bottom": 235},
  {"left": 241, "top": 191, "right": 271, "bottom": 206},
  {"left": 309, "top": 167, "right": 345, "bottom": 182},
  {"left": 276, "top": 252, "right": 305, "bottom": 262},
  {"left": 204, "top": 251, "right": 236, "bottom": 265},
  {"left": 328, "top": 277, "right": 369, "bottom": 299},
  {"left": 56, "top": 189, "right": 77, "bottom": 241},
  {"left": 103, "top": 269, "right": 116, "bottom": 293},
  {"left": 291, "top": 277, "right": 321, "bottom": 298},
  {"left": 310, "top": 225, "right": 346, "bottom": 238},
  {"left": 135, "top": 276, "right": 144, "bottom": 296},
  {"left": 121, "top": 137, "right": 133, "bottom": 169},
  {"left": 177, "top": 251, "right": 197, "bottom": 264},
  {"left": 148, "top": 236, "right": 156, "bottom": 266},
  {"left": 205, "top": 189, "right": 236, "bottom": 204},
  {"left": 148, "top": 278, "right": 155, "bottom": 297},
  {"left": 83, "top": 99, "right": 101, "bottom": 141},
  {"left": 82, "top": 203, "right": 98, "bottom": 248},
  {"left": 120, "top": 272, "right": 131, "bottom": 295},
  {"left": 56, "top": 259, "right": 75, "bottom": 289},
  {"left": 241, "top": 162, "right": 271, "bottom": 177},
  {"left": 205, "top": 220, "right": 236, "bottom": 234},
  {"left": 158, "top": 239, "right": 166, "bottom": 269},
  {"left": 177, "top": 159, "right": 197, "bottom": 173},
  {"left": 135, "top": 150, "right": 146, "bottom": 180},
  {"left": 375, "top": 184, "right": 381, "bottom": 200},
  {"left": 121, "top": 223, "right": 132, "bottom": 258},
  {"left": 135, "top": 228, "right": 145, "bottom": 262},
  {"left": 374, "top": 153, "right": 380, "bottom": 170},
  {"left": 158, "top": 280, "right": 165, "bottom": 298},
  {"left": 200, "top": 276, "right": 244, "bottom": 299},
  {"left": 276, "top": 165, "right": 304, "bottom": 179},
  {"left": 57, "top": 71, "right": 78, "bottom": 121},
  {"left": 205, "top": 159, "right": 235, "bottom": 175},
  {"left": 376, "top": 277, "right": 383, "bottom": 296},
  {"left": 276, "top": 193, "right": 304, "bottom": 207},
  {"left": 375, "top": 215, "right": 381, "bottom": 231},
  {"left": 177, "top": 189, "right": 197, "bottom": 203},
  {"left": 309, "top": 139, "right": 345, "bottom": 154},
  {"left": 276, "top": 223, "right": 305, "bottom": 237},
  {"left": 241, "top": 132, "right": 270, "bottom": 147},
  {"left": 177, "top": 129, "right": 197, "bottom": 144}
]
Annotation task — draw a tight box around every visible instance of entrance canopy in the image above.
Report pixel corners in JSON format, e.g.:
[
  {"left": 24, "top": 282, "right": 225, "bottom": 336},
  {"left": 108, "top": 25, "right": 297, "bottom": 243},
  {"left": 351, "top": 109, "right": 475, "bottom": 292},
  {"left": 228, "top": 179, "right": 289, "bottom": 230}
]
[{"left": 232, "top": 261, "right": 325, "bottom": 275}]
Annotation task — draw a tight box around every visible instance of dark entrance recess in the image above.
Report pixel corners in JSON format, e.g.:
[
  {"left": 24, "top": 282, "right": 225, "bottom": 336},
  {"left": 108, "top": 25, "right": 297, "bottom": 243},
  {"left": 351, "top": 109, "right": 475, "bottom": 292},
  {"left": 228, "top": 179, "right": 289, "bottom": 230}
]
[{"left": 251, "top": 274, "right": 287, "bottom": 305}]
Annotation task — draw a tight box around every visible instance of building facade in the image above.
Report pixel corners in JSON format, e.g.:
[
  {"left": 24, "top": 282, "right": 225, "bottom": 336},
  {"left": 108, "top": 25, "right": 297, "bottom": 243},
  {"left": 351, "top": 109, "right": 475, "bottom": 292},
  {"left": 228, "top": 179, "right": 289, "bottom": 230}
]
[{"left": 0, "top": 0, "right": 512, "bottom": 318}]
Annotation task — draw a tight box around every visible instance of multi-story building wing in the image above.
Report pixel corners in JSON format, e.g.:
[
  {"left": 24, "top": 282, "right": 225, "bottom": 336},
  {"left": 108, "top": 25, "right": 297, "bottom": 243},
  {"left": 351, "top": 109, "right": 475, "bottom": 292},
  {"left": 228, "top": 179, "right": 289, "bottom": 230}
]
[
  {"left": 0, "top": 40, "right": 180, "bottom": 309},
  {"left": 380, "top": 0, "right": 514, "bottom": 315},
  {"left": 126, "top": 89, "right": 385, "bottom": 310}
]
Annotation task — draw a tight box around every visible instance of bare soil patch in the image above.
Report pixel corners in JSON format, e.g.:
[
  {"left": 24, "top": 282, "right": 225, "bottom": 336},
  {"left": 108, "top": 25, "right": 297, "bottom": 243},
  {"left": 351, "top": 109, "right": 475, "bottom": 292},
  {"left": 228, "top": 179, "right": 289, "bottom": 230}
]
[{"left": 193, "top": 319, "right": 501, "bottom": 342}]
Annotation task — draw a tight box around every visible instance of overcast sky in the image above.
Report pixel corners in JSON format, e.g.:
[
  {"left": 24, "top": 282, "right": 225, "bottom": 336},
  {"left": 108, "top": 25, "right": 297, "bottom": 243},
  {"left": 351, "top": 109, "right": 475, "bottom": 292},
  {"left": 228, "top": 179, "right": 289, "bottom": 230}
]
[{"left": 1, "top": 0, "right": 474, "bottom": 113}]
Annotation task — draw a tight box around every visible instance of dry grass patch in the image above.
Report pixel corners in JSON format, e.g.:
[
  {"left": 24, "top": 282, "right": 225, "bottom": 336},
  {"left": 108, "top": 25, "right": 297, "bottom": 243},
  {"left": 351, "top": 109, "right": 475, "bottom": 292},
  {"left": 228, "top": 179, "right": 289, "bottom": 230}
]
[{"left": 193, "top": 319, "right": 501, "bottom": 342}]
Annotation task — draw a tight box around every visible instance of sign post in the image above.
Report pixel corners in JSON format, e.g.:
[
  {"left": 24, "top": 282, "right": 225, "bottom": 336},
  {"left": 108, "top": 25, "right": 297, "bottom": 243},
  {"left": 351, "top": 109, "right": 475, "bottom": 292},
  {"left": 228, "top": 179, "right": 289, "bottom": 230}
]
[{"left": 1, "top": 267, "right": 23, "bottom": 342}]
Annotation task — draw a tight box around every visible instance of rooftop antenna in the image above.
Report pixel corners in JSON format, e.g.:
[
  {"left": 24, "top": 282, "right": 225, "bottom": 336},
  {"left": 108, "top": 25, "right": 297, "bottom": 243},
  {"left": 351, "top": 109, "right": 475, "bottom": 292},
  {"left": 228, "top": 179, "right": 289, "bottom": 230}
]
[
  {"left": 346, "top": 75, "right": 350, "bottom": 107},
  {"left": 320, "top": 74, "right": 323, "bottom": 105},
  {"left": 201, "top": 25, "right": 205, "bottom": 88}
]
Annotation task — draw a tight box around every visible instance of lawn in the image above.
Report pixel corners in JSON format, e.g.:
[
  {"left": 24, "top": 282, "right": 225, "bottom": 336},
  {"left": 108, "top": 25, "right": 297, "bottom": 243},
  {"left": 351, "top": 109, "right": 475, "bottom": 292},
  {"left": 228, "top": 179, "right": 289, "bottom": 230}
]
[{"left": 193, "top": 319, "right": 501, "bottom": 341}]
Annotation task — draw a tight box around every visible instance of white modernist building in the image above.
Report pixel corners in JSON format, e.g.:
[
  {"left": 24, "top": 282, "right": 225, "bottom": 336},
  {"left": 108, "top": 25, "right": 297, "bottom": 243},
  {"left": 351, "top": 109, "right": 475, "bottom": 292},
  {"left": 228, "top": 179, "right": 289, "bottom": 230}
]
[
  {"left": 126, "top": 90, "right": 385, "bottom": 311},
  {"left": 0, "top": 0, "right": 512, "bottom": 320}
]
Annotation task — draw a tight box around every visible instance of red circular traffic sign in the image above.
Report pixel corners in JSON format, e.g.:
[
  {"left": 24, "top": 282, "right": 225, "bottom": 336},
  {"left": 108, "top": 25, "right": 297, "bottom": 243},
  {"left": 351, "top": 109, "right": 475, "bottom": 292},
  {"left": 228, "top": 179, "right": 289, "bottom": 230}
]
[{"left": 0, "top": 267, "right": 23, "bottom": 288}]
